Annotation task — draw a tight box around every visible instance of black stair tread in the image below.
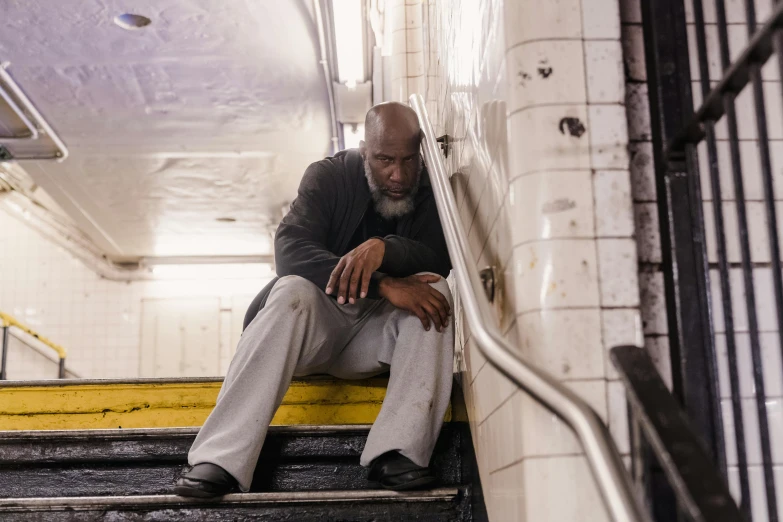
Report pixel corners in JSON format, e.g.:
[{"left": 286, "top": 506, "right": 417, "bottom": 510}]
[
  {"left": 0, "top": 425, "right": 466, "bottom": 498},
  {"left": 0, "top": 488, "right": 461, "bottom": 509},
  {"left": 0, "top": 425, "right": 376, "bottom": 463}
]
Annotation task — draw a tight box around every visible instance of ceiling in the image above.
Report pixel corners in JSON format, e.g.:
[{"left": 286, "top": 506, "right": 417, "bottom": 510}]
[{"left": 0, "top": 0, "right": 333, "bottom": 260}]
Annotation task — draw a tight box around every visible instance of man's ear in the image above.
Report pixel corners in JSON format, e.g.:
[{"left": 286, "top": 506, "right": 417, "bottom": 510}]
[{"left": 359, "top": 140, "right": 366, "bottom": 158}]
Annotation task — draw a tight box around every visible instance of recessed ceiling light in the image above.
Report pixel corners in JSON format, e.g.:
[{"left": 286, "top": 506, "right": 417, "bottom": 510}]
[
  {"left": 114, "top": 14, "right": 151, "bottom": 30},
  {"left": 216, "top": 217, "right": 237, "bottom": 223}
]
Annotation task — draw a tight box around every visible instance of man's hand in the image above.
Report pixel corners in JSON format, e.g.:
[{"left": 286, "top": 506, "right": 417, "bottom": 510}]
[
  {"left": 326, "top": 238, "right": 386, "bottom": 304},
  {"left": 378, "top": 274, "right": 451, "bottom": 332}
]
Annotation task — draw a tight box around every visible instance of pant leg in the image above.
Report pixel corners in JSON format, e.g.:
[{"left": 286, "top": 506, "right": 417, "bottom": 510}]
[
  {"left": 187, "top": 275, "right": 354, "bottom": 491},
  {"left": 328, "top": 273, "right": 455, "bottom": 468}
]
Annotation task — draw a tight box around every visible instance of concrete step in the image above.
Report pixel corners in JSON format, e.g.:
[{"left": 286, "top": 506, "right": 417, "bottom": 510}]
[
  {"left": 0, "top": 488, "right": 471, "bottom": 521},
  {"left": 0, "top": 424, "right": 468, "bottom": 498}
]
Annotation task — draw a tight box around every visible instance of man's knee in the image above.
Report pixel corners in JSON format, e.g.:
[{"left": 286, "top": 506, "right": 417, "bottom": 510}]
[{"left": 269, "top": 275, "right": 323, "bottom": 311}]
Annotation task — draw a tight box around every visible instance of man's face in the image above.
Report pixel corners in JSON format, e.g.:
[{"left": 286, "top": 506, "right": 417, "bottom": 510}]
[{"left": 360, "top": 133, "right": 422, "bottom": 219}]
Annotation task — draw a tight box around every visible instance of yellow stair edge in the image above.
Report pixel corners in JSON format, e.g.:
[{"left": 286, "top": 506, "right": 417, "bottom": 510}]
[{"left": 0, "top": 377, "right": 464, "bottom": 430}]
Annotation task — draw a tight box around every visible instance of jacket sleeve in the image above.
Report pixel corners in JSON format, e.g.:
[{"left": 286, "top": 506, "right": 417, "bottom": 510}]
[
  {"left": 274, "top": 162, "right": 341, "bottom": 291},
  {"left": 379, "top": 201, "right": 452, "bottom": 278},
  {"left": 274, "top": 161, "right": 387, "bottom": 298}
]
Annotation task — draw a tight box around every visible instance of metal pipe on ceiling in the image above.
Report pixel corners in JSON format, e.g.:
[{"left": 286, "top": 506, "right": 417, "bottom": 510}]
[
  {"left": 313, "top": 0, "right": 340, "bottom": 154},
  {"left": 0, "top": 63, "right": 69, "bottom": 161}
]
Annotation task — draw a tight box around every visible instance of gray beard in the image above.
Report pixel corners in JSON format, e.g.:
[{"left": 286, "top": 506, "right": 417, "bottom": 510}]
[{"left": 364, "top": 159, "right": 421, "bottom": 220}]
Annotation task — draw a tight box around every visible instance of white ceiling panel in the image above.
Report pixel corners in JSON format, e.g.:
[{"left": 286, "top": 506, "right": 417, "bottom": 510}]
[{"left": 0, "top": 0, "right": 332, "bottom": 259}]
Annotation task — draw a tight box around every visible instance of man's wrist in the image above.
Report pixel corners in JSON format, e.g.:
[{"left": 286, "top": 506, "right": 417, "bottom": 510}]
[{"left": 377, "top": 274, "right": 393, "bottom": 298}]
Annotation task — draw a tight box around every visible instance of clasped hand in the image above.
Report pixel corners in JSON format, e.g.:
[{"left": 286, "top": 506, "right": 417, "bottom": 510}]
[{"left": 326, "top": 239, "right": 451, "bottom": 332}]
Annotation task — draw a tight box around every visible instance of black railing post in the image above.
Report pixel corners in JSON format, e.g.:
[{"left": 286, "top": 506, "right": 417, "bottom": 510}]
[
  {"left": 641, "top": 0, "right": 726, "bottom": 471},
  {"left": 0, "top": 326, "right": 8, "bottom": 380},
  {"left": 58, "top": 358, "right": 65, "bottom": 379}
]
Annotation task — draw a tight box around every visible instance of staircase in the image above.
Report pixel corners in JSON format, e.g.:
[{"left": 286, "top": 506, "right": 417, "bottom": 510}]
[{"left": 0, "top": 378, "right": 486, "bottom": 521}]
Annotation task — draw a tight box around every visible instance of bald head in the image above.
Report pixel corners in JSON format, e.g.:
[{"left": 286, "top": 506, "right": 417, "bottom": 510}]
[
  {"left": 363, "top": 102, "right": 422, "bottom": 148},
  {"left": 359, "top": 102, "right": 424, "bottom": 219}
]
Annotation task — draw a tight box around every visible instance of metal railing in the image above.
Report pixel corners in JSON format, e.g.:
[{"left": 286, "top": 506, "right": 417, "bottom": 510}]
[
  {"left": 612, "top": 346, "right": 745, "bottom": 522},
  {"left": 408, "top": 94, "right": 649, "bottom": 522},
  {"left": 643, "top": 0, "right": 783, "bottom": 519},
  {"left": 0, "top": 312, "right": 68, "bottom": 380}
]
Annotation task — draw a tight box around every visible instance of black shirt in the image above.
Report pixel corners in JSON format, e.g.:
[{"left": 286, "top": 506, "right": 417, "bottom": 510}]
[{"left": 345, "top": 200, "right": 397, "bottom": 252}]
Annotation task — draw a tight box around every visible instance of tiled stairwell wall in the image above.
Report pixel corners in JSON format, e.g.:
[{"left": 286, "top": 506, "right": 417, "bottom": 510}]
[
  {"left": 0, "top": 210, "right": 268, "bottom": 379},
  {"left": 391, "top": 0, "right": 644, "bottom": 519}
]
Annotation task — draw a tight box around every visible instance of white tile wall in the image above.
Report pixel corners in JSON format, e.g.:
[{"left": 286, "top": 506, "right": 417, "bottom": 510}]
[
  {"left": 0, "top": 210, "right": 268, "bottom": 379},
  {"left": 426, "top": 0, "right": 639, "bottom": 519}
]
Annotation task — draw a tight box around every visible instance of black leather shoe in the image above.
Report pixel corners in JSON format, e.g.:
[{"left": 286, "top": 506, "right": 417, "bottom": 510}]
[
  {"left": 174, "top": 463, "right": 239, "bottom": 498},
  {"left": 368, "top": 451, "right": 437, "bottom": 491}
]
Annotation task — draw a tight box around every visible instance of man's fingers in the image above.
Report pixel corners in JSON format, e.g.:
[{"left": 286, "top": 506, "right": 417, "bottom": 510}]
[
  {"left": 337, "top": 262, "right": 355, "bottom": 304},
  {"left": 422, "top": 301, "right": 444, "bottom": 332},
  {"left": 429, "top": 288, "right": 452, "bottom": 316},
  {"left": 326, "top": 258, "right": 346, "bottom": 295},
  {"left": 428, "top": 296, "right": 449, "bottom": 328},
  {"left": 414, "top": 308, "right": 431, "bottom": 331},
  {"left": 347, "top": 262, "right": 363, "bottom": 304},
  {"left": 359, "top": 267, "right": 373, "bottom": 300}
]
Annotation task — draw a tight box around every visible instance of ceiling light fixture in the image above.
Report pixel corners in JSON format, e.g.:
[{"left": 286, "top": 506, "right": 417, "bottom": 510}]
[
  {"left": 331, "top": 0, "right": 365, "bottom": 86},
  {"left": 113, "top": 14, "right": 152, "bottom": 30}
]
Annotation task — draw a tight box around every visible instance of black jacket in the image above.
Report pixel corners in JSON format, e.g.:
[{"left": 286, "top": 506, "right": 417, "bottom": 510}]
[{"left": 243, "top": 149, "right": 451, "bottom": 329}]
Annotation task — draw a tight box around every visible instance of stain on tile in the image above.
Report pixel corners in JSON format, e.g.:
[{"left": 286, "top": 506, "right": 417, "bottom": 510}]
[
  {"left": 542, "top": 198, "right": 577, "bottom": 214},
  {"left": 558, "top": 116, "right": 587, "bottom": 137}
]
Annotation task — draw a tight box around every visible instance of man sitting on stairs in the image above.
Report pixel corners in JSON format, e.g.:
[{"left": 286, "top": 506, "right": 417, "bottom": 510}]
[{"left": 175, "top": 102, "right": 454, "bottom": 498}]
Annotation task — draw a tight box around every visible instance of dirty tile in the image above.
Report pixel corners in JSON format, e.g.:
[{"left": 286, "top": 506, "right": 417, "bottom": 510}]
[
  {"left": 634, "top": 202, "right": 661, "bottom": 263},
  {"left": 629, "top": 142, "right": 656, "bottom": 201},
  {"left": 622, "top": 25, "right": 646, "bottom": 82},
  {"left": 602, "top": 308, "right": 644, "bottom": 379},
  {"left": 582, "top": 0, "right": 621, "bottom": 39},
  {"left": 626, "top": 83, "right": 651, "bottom": 141},
  {"left": 406, "top": 52, "right": 425, "bottom": 77},
  {"left": 509, "top": 170, "right": 595, "bottom": 247},
  {"left": 645, "top": 335, "right": 673, "bottom": 390},
  {"left": 504, "top": 0, "right": 583, "bottom": 48},
  {"left": 509, "top": 105, "right": 591, "bottom": 177},
  {"left": 473, "top": 359, "right": 517, "bottom": 424},
  {"left": 619, "top": 0, "right": 642, "bottom": 23},
  {"left": 511, "top": 379, "right": 607, "bottom": 459},
  {"left": 516, "top": 309, "right": 605, "bottom": 379},
  {"left": 521, "top": 455, "right": 611, "bottom": 522},
  {"left": 608, "top": 381, "right": 631, "bottom": 454},
  {"left": 597, "top": 238, "right": 640, "bottom": 307},
  {"left": 588, "top": 105, "right": 630, "bottom": 170},
  {"left": 639, "top": 270, "right": 667, "bottom": 335},
  {"left": 512, "top": 240, "right": 601, "bottom": 312},
  {"left": 585, "top": 41, "right": 625, "bottom": 104},
  {"left": 508, "top": 40, "right": 587, "bottom": 112},
  {"left": 593, "top": 170, "right": 634, "bottom": 237}
]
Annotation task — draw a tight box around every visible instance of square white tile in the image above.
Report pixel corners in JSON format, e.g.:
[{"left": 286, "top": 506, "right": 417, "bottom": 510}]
[
  {"left": 509, "top": 170, "right": 595, "bottom": 247},
  {"left": 511, "top": 239, "right": 601, "bottom": 313},
  {"left": 510, "top": 104, "right": 591, "bottom": 176},
  {"left": 516, "top": 308, "right": 605, "bottom": 379},
  {"left": 597, "top": 238, "right": 640, "bottom": 307},
  {"left": 521, "top": 455, "right": 611, "bottom": 522},
  {"left": 507, "top": 40, "right": 587, "bottom": 113},
  {"left": 588, "top": 105, "right": 630, "bottom": 170},
  {"left": 593, "top": 170, "right": 635, "bottom": 238},
  {"left": 585, "top": 41, "right": 625, "bottom": 104},
  {"left": 504, "top": 0, "right": 583, "bottom": 49},
  {"left": 582, "top": 0, "right": 621, "bottom": 39},
  {"left": 602, "top": 308, "right": 644, "bottom": 379}
]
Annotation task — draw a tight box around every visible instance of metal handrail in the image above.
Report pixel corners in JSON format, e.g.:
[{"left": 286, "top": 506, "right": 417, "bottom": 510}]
[
  {"left": 409, "top": 94, "right": 648, "bottom": 522},
  {"left": 0, "top": 311, "right": 67, "bottom": 379}
]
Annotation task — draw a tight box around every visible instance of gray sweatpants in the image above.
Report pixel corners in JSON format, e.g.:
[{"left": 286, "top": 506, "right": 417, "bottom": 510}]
[{"left": 187, "top": 274, "right": 455, "bottom": 491}]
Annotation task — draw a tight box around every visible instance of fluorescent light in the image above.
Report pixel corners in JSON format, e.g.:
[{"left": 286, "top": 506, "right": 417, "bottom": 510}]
[
  {"left": 343, "top": 123, "right": 364, "bottom": 149},
  {"left": 332, "top": 0, "right": 365, "bottom": 86},
  {"left": 150, "top": 263, "right": 274, "bottom": 280}
]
